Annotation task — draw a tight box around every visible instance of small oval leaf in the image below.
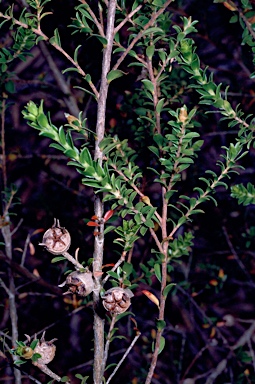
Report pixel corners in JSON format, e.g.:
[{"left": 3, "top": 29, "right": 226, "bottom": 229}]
[
  {"left": 142, "top": 290, "right": 159, "bottom": 308},
  {"left": 107, "top": 70, "right": 125, "bottom": 83},
  {"left": 154, "top": 263, "right": 161, "bottom": 282},
  {"left": 163, "top": 283, "right": 176, "bottom": 298}
]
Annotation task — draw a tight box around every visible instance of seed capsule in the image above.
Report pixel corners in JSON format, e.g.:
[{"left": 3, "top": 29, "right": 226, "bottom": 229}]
[
  {"left": 39, "top": 219, "right": 71, "bottom": 255},
  {"left": 102, "top": 287, "right": 134, "bottom": 314},
  {"left": 59, "top": 270, "right": 95, "bottom": 297},
  {"left": 33, "top": 332, "right": 57, "bottom": 365}
]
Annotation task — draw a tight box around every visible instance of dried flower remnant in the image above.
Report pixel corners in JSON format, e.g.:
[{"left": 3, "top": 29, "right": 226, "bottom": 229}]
[
  {"left": 33, "top": 332, "right": 57, "bottom": 365},
  {"left": 13, "top": 332, "right": 57, "bottom": 365},
  {"left": 102, "top": 287, "right": 134, "bottom": 314},
  {"left": 59, "top": 270, "right": 95, "bottom": 297},
  {"left": 39, "top": 218, "right": 71, "bottom": 255}
]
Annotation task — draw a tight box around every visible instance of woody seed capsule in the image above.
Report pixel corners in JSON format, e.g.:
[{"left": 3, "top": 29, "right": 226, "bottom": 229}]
[
  {"left": 39, "top": 219, "right": 71, "bottom": 255},
  {"left": 33, "top": 333, "right": 57, "bottom": 365},
  {"left": 59, "top": 270, "right": 95, "bottom": 297},
  {"left": 102, "top": 287, "right": 134, "bottom": 314}
]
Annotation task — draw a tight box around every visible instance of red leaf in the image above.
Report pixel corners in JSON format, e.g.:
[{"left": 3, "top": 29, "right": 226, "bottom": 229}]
[
  {"left": 91, "top": 215, "right": 99, "bottom": 220},
  {"left": 103, "top": 209, "right": 114, "bottom": 222},
  {"left": 87, "top": 221, "right": 99, "bottom": 227},
  {"left": 102, "top": 263, "right": 115, "bottom": 269}
]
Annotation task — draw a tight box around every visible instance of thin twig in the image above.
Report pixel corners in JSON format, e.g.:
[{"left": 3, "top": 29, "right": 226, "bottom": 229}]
[
  {"left": 0, "top": 96, "right": 21, "bottom": 384},
  {"left": 114, "top": 4, "right": 143, "bottom": 34},
  {"left": 10, "top": 218, "right": 23, "bottom": 237},
  {"left": 62, "top": 251, "right": 84, "bottom": 270},
  {"left": 102, "top": 251, "right": 126, "bottom": 285},
  {"left": 0, "top": 252, "right": 62, "bottom": 295},
  {"left": 109, "top": 162, "right": 162, "bottom": 224},
  {"left": 177, "top": 335, "right": 186, "bottom": 383},
  {"left": 0, "top": 12, "right": 99, "bottom": 99},
  {"left": 69, "top": 347, "right": 126, "bottom": 371},
  {"left": 39, "top": 41, "right": 80, "bottom": 117},
  {"left": 1, "top": 95, "right": 7, "bottom": 190},
  {"left": 21, "top": 233, "right": 30, "bottom": 267},
  {"left": 146, "top": 57, "right": 161, "bottom": 134},
  {"left": 0, "top": 277, "right": 12, "bottom": 296},
  {"left": 103, "top": 314, "right": 117, "bottom": 369},
  {"left": 222, "top": 225, "right": 253, "bottom": 283},
  {"left": 205, "top": 321, "right": 255, "bottom": 384},
  {"left": 79, "top": 0, "right": 105, "bottom": 37},
  {"left": 181, "top": 344, "right": 209, "bottom": 382},
  {"left": 238, "top": 8, "right": 255, "bottom": 41},
  {"left": 0, "top": 348, "right": 43, "bottom": 384},
  {"left": 32, "top": 362, "right": 69, "bottom": 383},
  {"left": 112, "top": 0, "right": 174, "bottom": 71},
  {"left": 105, "top": 332, "right": 141, "bottom": 384}
]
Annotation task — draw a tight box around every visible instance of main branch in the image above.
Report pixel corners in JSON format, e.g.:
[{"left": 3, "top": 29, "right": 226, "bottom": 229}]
[{"left": 93, "top": 1, "right": 117, "bottom": 383}]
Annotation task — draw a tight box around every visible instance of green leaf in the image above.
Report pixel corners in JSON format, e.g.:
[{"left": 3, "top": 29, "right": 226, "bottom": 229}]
[
  {"left": 92, "top": 34, "right": 108, "bottom": 46},
  {"left": 14, "top": 360, "right": 27, "bottom": 365},
  {"left": 148, "top": 145, "right": 159, "bottom": 157},
  {"left": 156, "top": 319, "right": 166, "bottom": 331},
  {"left": 144, "top": 218, "right": 155, "bottom": 228},
  {"left": 154, "top": 263, "right": 161, "bottom": 282},
  {"left": 229, "top": 14, "right": 238, "bottom": 23},
  {"left": 146, "top": 44, "right": 155, "bottom": 59},
  {"left": 74, "top": 44, "right": 82, "bottom": 63},
  {"left": 178, "top": 157, "right": 194, "bottom": 164},
  {"left": 140, "top": 226, "right": 148, "bottom": 236},
  {"left": 80, "top": 147, "right": 93, "bottom": 166},
  {"left": 104, "top": 225, "right": 115, "bottom": 234},
  {"left": 159, "top": 336, "right": 165, "bottom": 354},
  {"left": 61, "top": 377, "right": 70, "bottom": 382},
  {"left": 15, "top": 341, "right": 26, "bottom": 347},
  {"left": 115, "top": 311, "right": 135, "bottom": 322},
  {"left": 58, "top": 126, "right": 66, "bottom": 146},
  {"left": 105, "top": 363, "right": 117, "bottom": 371},
  {"left": 107, "top": 70, "right": 125, "bottom": 83},
  {"left": 142, "top": 79, "right": 154, "bottom": 94},
  {"left": 153, "top": 133, "right": 165, "bottom": 147},
  {"left": 49, "top": 28, "right": 61, "bottom": 46},
  {"left": 63, "top": 148, "right": 79, "bottom": 159},
  {"left": 84, "top": 74, "right": 91, "bottom": 83},
  {"left": 62, "top": 67, "right": 80, "bottom": 74},
  {"left": 156, "top": 98, "right": 165, "bottom": 114},
  {"left": 40, "top": 131, "right": 57, "bottom": 140},
  {"left": 106, "top": 271, "right": 119, "bottom": 279},
  {"left": 152, "top": 335, "right": 165, "bottom": 354},
  {"left": 31, "top": 353, "right": 42, "bottom": 361},
  {"left": 49, "top": 143, "right": 64, "bottom": 152},
  {"left": 152, "top": 0, "right": 166, "bottom": 6},
  {"left": 51, "top": 256, "right": 66, "bottom": 263},
  {"left": 142, "top": 27, "right": 164, "bottom": 36},
  {"left": 30, "top": 339, "right": 39, "bottom": 350},
  {"left": 122, "top": 262, "right": 133, "bottom": 277},
  {"left": 163, "top": 283, "right": 176, "bottom": 298},
  {"left": 5, "top": 80, "right": 15, "bottom": 93}
]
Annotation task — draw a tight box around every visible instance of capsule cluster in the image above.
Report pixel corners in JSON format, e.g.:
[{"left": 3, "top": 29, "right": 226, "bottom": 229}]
[{"left": 41, "top": 222, "right": 134, "bottom": 314}]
